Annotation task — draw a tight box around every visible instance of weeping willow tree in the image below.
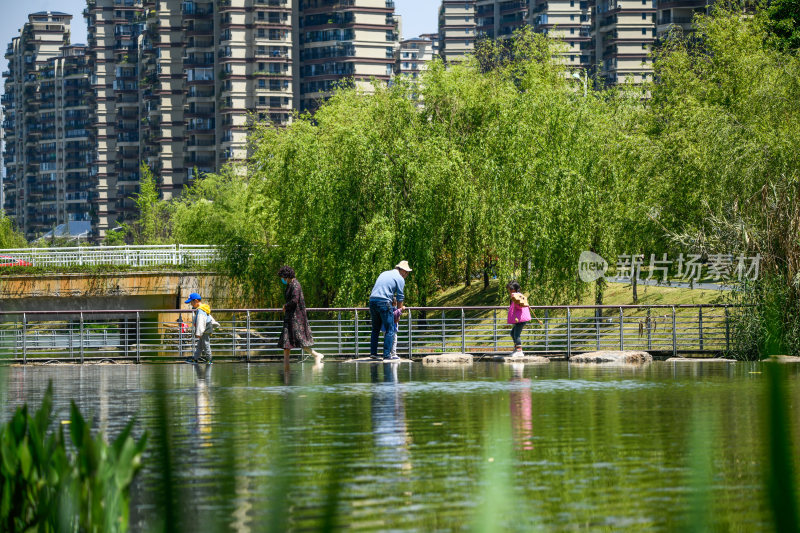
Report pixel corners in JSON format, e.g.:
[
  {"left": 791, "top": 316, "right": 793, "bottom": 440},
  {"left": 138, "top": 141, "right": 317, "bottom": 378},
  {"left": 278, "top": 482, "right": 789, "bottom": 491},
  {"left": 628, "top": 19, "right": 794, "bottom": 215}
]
[{"left": 194, "top": 27, "right": 643, "bottom": 308}]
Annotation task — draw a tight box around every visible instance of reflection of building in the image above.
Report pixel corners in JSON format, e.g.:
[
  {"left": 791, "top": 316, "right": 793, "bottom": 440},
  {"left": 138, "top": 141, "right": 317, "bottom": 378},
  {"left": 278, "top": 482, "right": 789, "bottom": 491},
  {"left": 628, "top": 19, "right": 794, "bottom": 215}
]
[{"left": 2, "top": 13, "right": 94, "bottom": 239}]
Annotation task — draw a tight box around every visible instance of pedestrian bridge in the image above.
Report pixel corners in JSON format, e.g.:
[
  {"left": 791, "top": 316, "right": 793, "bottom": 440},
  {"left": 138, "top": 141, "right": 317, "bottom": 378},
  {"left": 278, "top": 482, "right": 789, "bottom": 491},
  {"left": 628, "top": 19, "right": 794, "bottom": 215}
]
[{"left": 0, "top": 304, "right": 737, "bottom": 363}]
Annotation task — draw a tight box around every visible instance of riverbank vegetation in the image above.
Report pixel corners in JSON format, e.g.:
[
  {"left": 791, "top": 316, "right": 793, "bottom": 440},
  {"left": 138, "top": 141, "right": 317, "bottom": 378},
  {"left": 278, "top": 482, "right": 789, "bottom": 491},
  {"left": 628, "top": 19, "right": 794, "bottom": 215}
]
[
  {"left": 117, "top": 7, "right": 800, "bottom": 358},
  {"left": 0, "top": 384, "right": 146, "bottom": 532}
]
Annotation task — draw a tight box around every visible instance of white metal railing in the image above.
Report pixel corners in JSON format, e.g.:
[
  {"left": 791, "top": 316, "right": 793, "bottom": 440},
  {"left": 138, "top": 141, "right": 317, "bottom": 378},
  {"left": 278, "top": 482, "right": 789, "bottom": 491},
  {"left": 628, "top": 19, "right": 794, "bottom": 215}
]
[
  {"left": 0, "top": 245, "right": 220, "bottom": 267},
  {"left": 0, "top": 305, "right": 738, "bottom": 363}
]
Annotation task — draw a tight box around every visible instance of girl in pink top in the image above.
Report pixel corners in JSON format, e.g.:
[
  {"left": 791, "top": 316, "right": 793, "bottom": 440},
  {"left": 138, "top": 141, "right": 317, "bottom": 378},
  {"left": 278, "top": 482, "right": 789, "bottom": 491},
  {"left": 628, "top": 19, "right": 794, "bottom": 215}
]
[{"left": 506, "top": 281, "right": 541, "bottom": 356}]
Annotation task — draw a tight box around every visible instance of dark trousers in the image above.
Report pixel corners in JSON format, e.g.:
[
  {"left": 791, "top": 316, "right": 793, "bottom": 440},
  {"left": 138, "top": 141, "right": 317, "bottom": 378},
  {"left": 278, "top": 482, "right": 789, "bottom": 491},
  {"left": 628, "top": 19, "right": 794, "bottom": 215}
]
[
  {"left": 370, "top": 300, "right": 395, "bottom": 358},
  {"left": 510, "top": 322, "right": 526, "bottom": 347}
]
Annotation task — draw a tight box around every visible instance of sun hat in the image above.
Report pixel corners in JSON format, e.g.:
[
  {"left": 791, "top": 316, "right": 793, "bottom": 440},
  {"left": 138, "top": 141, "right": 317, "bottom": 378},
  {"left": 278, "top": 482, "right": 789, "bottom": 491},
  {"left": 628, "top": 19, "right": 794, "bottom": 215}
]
[
  {"left": 395, "top": 260, "right": 412, "bottom": 272},
  {"left": 185, "top": 292, "right": 202, "bottom": 303}
]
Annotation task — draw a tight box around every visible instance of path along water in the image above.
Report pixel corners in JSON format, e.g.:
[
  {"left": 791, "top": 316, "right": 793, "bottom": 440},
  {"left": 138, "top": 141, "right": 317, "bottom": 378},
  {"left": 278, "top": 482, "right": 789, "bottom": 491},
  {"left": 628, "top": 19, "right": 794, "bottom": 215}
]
[{"left": 1, "top": 361, "right": 795, "bottom": 531}]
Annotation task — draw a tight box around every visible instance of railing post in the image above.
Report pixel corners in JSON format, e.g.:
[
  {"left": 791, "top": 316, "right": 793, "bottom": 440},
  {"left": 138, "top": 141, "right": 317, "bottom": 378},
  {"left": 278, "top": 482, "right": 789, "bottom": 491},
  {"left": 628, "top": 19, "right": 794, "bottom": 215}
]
[
  {"left": 647, "top": 308, "right": 652, "bottom": 350},
  {"left": 460, "top": 308, "right": 466, "bottom": 353},
  {"left": 408, "top": 309, "right": 413, "bottom": 359},
  {"left": 178, "top": 316, "right": 184, "bottom": 359},
  {"left": 246, "top": 311, "right": 251, "bottom": 363},
  {"left": 354, "top": 309, "right": 359, "bottom": 358},
  {"left": 567, "top": 307, "right": 572, "bottom": 358},
  {"left": 441, "top": 310, "right": 446, "bottom": 352},
  {"left": 671, "top": 306, "right": 677, "bottom": 358},
  {"left": 337, "top": 311, "right": 342, "bottom": 356},
  {"left": 493, "top": 309, "right": 498, "bottom": 353},
  {"left": 544, "top": 310, "right": 550, "bottom": 352},
  {"left": 232, "top": 313, "right": 237, "bottom": 359},
  {"left": 619, "top": 307, "right": 624, "bottom": 351},
  {"left": 22, "top": 313, "right": 27, "bottom": 364},
  {"left": 725, "top": 306, "right": 731, "bottom": 352},
  {"left": 79, "top": 312, "right": 85, "bottom": 364},
  {"left": 596, "top": 308, "right": 601, "bottom": 350},
  {"left": 136, "top": 311, "right": 141, "bottom": 364},
  {"left": 698, "top": 307, "right": 704, "bottom": 351}
]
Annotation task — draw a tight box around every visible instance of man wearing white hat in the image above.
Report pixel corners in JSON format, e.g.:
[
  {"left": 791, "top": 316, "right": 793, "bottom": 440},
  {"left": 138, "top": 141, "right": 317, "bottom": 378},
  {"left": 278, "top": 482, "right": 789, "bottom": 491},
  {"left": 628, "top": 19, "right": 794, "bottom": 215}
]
[{"left": 369, "top": 261, "right": 412, "bottom": 361}]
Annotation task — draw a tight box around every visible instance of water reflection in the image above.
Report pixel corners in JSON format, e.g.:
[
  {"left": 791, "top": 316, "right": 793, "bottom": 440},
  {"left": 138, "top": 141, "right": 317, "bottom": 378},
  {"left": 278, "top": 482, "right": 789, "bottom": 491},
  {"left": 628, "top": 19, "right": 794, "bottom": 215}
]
[
  {"left": 193, "top": 364, "right": 212, "bottom": 448},
  {"left": 508, "top": 363, "right": 534, "bottom": 451},
  {"left": 371, "top": 364, "right": 412, "bottom": 473}
]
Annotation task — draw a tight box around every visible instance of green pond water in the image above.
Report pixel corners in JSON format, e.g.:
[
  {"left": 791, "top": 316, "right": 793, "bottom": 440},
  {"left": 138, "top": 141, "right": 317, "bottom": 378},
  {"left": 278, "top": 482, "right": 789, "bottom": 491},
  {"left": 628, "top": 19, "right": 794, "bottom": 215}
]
[{"left": 1, "top": 361, "right": 796, "bottom": 531}]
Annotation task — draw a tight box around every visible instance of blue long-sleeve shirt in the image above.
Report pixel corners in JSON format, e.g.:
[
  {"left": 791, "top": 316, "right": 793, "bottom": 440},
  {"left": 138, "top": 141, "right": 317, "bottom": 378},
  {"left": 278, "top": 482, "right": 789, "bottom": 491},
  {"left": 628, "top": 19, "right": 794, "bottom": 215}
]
[{"left": 369, "top": 269, "right": 405, "bottom": 303}]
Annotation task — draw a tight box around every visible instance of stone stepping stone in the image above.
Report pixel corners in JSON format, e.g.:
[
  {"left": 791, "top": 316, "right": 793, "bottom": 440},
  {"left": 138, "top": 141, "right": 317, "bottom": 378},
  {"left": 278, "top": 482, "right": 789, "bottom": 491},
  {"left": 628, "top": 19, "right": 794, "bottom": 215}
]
[
  {"left": 665, "top": 357, "right": 735, "bottom": 363},
  {"left": 422, "top": 353, "right": 473, "bottom": 365},
  {"left": 346, "top": 357, "right": 413, "bottom": 363},
  {"left": 570, "top": 350, "right": 652, "bottom": 364}
]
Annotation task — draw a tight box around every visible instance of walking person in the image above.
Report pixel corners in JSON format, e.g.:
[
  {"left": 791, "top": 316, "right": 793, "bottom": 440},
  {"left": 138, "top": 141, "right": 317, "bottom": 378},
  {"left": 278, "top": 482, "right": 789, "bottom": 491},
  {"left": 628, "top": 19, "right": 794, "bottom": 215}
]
[
  {"left": 369, "top": 261, "right": 412, "bottom": 361},
  {"left": 278, "top": 266, "right": 323, "bottom": 364},
  {"left": 506, "top": 281, "right": 542, "bottom": 357},
  {"left": 186, "top": 293, "right": 219, "bottom": 364}
]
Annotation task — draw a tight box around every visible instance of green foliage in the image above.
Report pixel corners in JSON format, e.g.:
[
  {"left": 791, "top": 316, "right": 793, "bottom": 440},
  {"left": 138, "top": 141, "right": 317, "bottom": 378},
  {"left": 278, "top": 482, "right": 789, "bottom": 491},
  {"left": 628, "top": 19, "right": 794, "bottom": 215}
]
[
  {"left": 129, "top": 163, "right": 172, "bottom": 244},
  {"left": 0, "top": 383, "right": 146, "bottom": 532},
  {"left": 0, "top": 212, "right": 27, "bottom": 248},
  {"left": 648, "top": 8, "right": 800, "bottom": 357},
  {"left": 170, "top": 27, "right": 644, "bottom": 308},
  {"left": 765, "top": 0, "right": 800, "bottom": 51}
]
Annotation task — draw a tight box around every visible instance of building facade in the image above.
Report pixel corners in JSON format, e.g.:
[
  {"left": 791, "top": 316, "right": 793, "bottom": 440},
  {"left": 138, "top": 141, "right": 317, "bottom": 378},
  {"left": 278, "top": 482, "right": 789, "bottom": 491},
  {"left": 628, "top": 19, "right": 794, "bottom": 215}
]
[
  {"left": 3, "top": 1, "right": 399, "bottom": 239},
  {"left": 2, "top": 12, "right": 95, "bottom": 239},
  {"left": 396, "top": 35, "right": 438, "bottom": 78}
]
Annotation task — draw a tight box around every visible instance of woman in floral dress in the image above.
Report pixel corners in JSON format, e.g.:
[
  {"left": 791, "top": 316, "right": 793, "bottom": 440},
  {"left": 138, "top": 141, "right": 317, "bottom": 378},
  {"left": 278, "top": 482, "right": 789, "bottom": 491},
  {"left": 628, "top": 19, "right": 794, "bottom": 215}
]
[{"left": 278, "top": 265, "right": 323, "bottom": 363}]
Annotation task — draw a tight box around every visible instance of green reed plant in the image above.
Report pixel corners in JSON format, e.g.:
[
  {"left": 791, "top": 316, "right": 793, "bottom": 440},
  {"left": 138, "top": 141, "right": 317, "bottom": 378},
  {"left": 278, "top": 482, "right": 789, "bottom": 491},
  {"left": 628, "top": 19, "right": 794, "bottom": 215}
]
[{"left": 0, "top": 383, "right": 146, "bottom": 532}]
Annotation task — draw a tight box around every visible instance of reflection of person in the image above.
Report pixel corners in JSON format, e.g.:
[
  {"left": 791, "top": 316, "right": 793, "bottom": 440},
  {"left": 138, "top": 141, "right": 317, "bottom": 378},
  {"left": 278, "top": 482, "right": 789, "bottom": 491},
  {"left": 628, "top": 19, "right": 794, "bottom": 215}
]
[
  {"left": 509, "top": 363, "right": 534, "bottom": 451},
  {"left": 186, "top": 292, "right": 219, "bottom": 364},
  {"left": 369, "top": 261, "right": 412, "bottom": 361},
  {"left": 371, "top": 363, "right": 412, "bottom": 472},
  {"left": 506, "top": 281, "right": 541, "bottom": 357},
  {"left": 277, "top": 266, "right": 323, "bottom": 363},
  {"left": 193, "top": 363, "right": 213, "bottom": 448}
]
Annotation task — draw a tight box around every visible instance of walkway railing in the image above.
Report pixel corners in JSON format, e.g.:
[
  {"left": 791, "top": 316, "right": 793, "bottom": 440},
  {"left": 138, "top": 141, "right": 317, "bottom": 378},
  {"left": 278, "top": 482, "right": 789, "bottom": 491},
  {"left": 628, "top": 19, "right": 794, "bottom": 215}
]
[
  {"left": 0, "top": 304, "right": 739, "bottom": 363},
  {"left": 0, "top": 245, "right": 220, "bottom": 267}
]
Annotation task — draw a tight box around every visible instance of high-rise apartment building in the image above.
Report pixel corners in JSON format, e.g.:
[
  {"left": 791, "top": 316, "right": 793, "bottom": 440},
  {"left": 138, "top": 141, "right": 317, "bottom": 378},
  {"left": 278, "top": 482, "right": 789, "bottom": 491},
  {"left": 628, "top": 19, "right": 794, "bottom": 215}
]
[
  {"left": 2, "top": 12, "right": 95, "bottom": 239},
  {"left": 655, "top": 0, "right": 708, "bottom": 38},
  {"left": 438, "top": 0, "right": 477, "bottom": 62},
  {"left": 529, "top": 0, "right": 593, "bottom": 69},
  {"left": 476, "top": 0, "right": 527, "bottom": 40},
  {"left": 437, "top": 0, "right": 656, "bottom": 83},
  {"left": 3, "top": 2, "right": 399, "bottom": 238},
  {"left": 299, "top": 0, "right": 399, "bottom": 112},
  {"left": 397, "top": 35, "right": 438, "bottom": 78},
  {"left": 592, "top": 0, "right": 656, "bottom": 84}
]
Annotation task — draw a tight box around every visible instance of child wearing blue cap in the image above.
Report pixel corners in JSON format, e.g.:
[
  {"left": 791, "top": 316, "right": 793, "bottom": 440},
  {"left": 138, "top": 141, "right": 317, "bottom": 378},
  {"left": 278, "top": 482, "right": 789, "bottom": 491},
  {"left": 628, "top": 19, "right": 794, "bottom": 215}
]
[{"left": 185, "top": 293, "right": 219, "bottom": 364}]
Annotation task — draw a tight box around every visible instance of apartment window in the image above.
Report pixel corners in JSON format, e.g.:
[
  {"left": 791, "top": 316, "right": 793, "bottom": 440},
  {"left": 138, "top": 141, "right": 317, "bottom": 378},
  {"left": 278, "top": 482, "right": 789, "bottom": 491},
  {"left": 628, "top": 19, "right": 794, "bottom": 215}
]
[
  {"left": 258, "top": 28, "right": 265, "bottom": 37},
  {"left": 259, "top": 62, "right": 265, "bottom": 71},
  {"left": 258, "top": 46, "right": 266, "bottom": 55},
  {"left": 259, "top": 79, "right": 265, "bottom": 88},
  {"left": 642, "top": 13, "right": 647, "bottom": 19},
  {"left": 465, "top": 16, "right": 470, "bottom": 21},
  {"left": 570, "top": 14, "right": 575, "bottom": 20},
  {"left": 259, "top": 96, "right": 266, "bottom": 105},
  {"left": 642, "top": 28, "right": 647, "bottom": 34},
  {"left": 570, "top": 28, "right": 575, "bottom": 34},
  {"left": 570, "top": 55, "right": 575, "bottom": 61},
  {"left": 571, "top": 0, "right": 575, "bottom": 5},
  {"left": 258, "top": 11, "right": 264, "bottom": 20}
]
